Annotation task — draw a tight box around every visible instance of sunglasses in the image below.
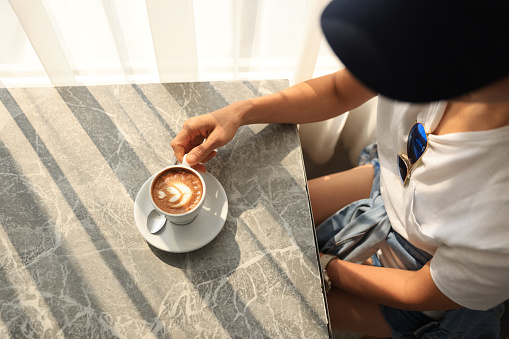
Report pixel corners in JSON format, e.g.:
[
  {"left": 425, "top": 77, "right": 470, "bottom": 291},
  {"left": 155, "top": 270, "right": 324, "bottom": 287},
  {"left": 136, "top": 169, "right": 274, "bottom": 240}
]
[{"left": 397, "top": 123, "right": 429, "bottom": 184}]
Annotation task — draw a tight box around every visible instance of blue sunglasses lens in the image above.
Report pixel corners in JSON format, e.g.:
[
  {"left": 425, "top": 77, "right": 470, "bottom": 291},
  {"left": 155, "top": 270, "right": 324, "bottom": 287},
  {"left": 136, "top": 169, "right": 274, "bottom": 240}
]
[
  {"left": 407, "top": 123, "right": 427, "bottom": 163},
  {"left": 399, "top": 123, "right": 428, "bottom": 183}
]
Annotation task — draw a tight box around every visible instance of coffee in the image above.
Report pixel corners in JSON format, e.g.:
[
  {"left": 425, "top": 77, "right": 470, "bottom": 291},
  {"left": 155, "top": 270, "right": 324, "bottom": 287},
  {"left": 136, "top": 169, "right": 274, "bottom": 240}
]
[{"left": 151, "top": 168, "right": 204, "bottom": 214}]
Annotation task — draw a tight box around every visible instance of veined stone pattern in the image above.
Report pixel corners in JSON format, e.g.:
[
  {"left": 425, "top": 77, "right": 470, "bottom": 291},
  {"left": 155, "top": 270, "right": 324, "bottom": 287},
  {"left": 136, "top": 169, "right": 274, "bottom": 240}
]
[{"left": 0, "top": 81, "right": 329, "bottom": 338}]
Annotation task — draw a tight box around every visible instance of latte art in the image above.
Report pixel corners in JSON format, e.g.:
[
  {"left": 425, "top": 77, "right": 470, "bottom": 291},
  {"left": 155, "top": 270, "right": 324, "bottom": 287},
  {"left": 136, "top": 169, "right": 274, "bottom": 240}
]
[
  {"left": 157, "top": 182, "right": 193, "bottom": 208},
  {"left": 151, "top": 168, "right": 204, "bottom": 214}
]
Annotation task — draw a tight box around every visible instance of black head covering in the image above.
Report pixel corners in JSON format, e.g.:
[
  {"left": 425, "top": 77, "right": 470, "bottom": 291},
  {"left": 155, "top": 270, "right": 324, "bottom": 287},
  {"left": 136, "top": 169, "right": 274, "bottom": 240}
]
[{"left": 321, "top": 0, "right": 509, "bottom": 102}]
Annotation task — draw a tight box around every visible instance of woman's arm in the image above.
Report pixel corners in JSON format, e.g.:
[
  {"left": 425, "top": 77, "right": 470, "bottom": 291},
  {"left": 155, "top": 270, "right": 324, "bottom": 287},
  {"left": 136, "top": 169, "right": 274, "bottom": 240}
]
[
  {"left": 326, "top": 257, "right": 462, "bottom": 311},
  {"left": 239, "top": 68, "right": 376, "bottom": 125},
  {"left": 171, "top": 68, "right": 376, "bottom": 168}
]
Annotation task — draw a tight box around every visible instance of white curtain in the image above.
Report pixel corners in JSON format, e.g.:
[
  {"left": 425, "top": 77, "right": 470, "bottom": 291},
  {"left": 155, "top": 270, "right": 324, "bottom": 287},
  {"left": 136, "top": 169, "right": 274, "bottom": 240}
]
[
  {"left": 1, "top": 0, "right": 342, "bottom": 87},
  {"left": 1, "top": 0, "right": 360, "bottom": 164}
]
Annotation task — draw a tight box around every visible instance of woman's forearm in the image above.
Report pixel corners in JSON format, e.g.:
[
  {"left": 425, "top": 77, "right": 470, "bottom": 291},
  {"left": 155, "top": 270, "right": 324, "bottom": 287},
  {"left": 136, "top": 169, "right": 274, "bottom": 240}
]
[
  {"left": 326, "top": 258, "right": 461, "bottom": 311},
  {"left": 238, "top": 68, "right": 376, "bottom": 126}
]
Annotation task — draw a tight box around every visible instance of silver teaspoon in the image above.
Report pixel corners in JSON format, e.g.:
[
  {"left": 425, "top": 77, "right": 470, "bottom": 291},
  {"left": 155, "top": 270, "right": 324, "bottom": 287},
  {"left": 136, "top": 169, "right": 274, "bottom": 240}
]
[{"left": 147, "top": 209, "right": 167, "bottom": 234}]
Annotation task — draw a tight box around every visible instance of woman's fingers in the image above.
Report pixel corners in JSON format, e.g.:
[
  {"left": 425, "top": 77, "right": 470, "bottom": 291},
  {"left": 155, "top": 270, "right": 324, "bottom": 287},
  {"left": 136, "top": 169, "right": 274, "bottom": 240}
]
[
  {"left": 191, "top": 163, "right": 207, "bottom": 173},
  {"left": 201, "top": 150, "right": 218, "bottom": 164},
  {"left": 171, "top": 108, "right": 241, "bottom": 168},
  {"left": 170, "top": 117, "right": 210, "bottom": 162},
  {"left": 185, "top": 136, "right": 223, "bottom": 166}
]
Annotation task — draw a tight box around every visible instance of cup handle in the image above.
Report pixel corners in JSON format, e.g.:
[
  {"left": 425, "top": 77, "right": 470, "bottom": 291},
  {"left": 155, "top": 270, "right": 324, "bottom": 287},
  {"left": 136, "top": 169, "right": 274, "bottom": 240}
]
[
  {"left": 182, "top": 154, "right": 191, "bottom": 168},
  {"left": 171, "top": 154, "right": 191, "bottom": 167}
]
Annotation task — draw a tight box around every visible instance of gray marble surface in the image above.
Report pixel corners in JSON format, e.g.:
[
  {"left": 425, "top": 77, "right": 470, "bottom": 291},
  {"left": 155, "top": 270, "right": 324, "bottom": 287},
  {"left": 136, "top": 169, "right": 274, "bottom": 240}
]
[{"left": 0, "top": 81, "right": 330, "bottom": 338}]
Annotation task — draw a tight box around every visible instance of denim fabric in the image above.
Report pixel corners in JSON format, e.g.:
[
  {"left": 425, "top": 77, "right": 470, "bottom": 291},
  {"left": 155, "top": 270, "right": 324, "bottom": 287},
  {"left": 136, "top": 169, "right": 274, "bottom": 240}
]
[
  {"left": 316, "top": 143, "right": 504, "bottom": 338},
  {"left": 316, "top": 144, "right": 391, "bottom": 264},
  {"left": 385, "top": 231, "right": 432, "bottom": 270}
]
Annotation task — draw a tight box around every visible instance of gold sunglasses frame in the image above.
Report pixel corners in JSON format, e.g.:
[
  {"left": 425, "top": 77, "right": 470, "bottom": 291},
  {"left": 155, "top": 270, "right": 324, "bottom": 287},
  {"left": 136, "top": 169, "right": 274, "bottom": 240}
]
[{"left": 398, "top": 123, "right": 430, "bottom": 185}]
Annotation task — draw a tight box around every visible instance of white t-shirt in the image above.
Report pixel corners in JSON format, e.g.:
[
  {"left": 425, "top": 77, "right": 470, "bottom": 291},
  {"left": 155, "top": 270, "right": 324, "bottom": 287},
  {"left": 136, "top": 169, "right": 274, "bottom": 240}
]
[{"left": 376, "top": 97, "right": 509, "bottom": 311}]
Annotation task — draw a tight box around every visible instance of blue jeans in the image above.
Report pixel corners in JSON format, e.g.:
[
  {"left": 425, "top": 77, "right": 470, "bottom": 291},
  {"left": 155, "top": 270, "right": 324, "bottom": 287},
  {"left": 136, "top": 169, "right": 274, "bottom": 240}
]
[{"left": 316, "top": 143, "right": 504, "bottom": 338}]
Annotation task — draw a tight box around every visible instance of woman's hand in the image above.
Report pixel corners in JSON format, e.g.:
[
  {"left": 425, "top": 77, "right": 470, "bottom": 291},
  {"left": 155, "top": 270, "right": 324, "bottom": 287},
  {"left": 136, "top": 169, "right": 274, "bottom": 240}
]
[{"left": 170, "top": 102, "right": 245, "bottom": 172}]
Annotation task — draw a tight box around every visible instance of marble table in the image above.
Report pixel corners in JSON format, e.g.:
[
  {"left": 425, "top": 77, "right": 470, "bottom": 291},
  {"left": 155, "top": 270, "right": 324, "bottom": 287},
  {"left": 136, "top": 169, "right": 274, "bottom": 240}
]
[{"left": 0, "top": 81, "right": 330, "bottom": 338}]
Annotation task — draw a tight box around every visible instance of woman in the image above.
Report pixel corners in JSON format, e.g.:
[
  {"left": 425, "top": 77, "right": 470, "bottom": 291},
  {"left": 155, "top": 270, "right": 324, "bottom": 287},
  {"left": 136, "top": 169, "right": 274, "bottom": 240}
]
[{"left": 171, "top": 1, "right": 509, "bottom": 336}]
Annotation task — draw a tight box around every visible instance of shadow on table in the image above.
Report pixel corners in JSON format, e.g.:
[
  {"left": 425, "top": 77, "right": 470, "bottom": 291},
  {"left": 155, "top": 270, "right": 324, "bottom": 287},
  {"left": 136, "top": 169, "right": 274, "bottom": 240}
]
[
  {"left": 0, "top": 89, "right": 169, "bottom": 338},
  {"left": 0, "top": 137, "right": 157, "bottom": 337},
  {"left": 148, "top": 221, "right": 274, "bottom": 338}
]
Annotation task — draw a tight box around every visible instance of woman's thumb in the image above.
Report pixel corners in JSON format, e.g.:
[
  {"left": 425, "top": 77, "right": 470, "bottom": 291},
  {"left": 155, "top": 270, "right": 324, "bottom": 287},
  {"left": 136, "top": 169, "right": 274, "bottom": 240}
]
[{"left": 187, "top": 138, "right": 217, "bottom": 165}]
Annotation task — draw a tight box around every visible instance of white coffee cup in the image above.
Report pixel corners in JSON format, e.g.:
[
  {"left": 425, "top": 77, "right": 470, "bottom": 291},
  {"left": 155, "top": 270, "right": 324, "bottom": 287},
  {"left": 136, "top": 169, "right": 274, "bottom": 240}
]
[{"left": 149, "top": 155, "right": 206, "bottom": 225}]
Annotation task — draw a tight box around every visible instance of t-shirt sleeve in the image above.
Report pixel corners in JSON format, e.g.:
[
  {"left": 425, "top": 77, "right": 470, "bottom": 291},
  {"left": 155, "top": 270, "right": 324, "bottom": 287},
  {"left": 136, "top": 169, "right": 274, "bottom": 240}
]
[{"left": 430, "top": 245, "right": 509, "bottom": 310}]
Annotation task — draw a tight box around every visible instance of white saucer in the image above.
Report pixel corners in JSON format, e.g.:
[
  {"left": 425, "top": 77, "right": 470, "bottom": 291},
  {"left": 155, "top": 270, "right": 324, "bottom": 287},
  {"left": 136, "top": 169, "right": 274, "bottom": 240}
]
[{"left": 133, "top": 172, "right": 228, "bottom": 253}]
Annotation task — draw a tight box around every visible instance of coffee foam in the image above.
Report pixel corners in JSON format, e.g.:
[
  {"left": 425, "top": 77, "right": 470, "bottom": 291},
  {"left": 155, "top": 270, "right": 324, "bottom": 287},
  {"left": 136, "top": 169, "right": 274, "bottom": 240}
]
[{"left": 157, "top": 181, "right": 193, "bottom": 208}]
